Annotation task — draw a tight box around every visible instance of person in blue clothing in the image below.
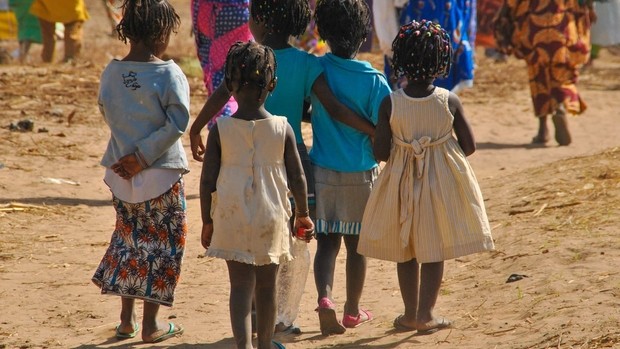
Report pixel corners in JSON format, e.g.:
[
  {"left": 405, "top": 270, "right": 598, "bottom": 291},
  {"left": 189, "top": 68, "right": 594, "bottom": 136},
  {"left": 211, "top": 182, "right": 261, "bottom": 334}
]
[
  {"left": 310, "top": 0, "right": 391, "bottom": 336},
  {"left": 189, "top": 0, "right": 375, "bottom": 336},
  {"left": 400, "top": 0, "right": 476, "bottom": 93}
]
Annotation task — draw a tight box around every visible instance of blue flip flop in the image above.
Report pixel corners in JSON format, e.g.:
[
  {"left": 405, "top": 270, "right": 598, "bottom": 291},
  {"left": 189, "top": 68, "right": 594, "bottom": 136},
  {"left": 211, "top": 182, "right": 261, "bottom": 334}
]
[
  {"left": 272, "top": 340, "right": 286, "bottom": 349},
  {"left": 115, "top": 323, "right": 139, "bottom": 339}
]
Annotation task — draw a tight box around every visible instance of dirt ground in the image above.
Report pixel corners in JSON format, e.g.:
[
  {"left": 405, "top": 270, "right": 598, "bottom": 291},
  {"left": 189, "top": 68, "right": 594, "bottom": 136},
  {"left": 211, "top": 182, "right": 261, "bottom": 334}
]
[{"left": 1, "top": 1, "right": 620, "bottom": 348}]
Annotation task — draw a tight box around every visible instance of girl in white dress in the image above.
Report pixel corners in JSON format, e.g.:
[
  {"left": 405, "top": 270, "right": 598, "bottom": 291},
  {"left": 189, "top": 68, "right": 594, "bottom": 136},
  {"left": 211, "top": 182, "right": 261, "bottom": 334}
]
[
  {"left": 358, "top": 20, "right": 495, "bottom": 334},
  {"left": 200, "top": 41, "right": 314, "bottom": 349}
]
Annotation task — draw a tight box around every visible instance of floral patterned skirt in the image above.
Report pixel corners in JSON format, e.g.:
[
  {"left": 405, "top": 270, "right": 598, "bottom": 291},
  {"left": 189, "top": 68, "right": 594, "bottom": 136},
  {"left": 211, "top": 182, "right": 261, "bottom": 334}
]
[{"left": 92, "top": 180, "right": 187, "bottom": 306}]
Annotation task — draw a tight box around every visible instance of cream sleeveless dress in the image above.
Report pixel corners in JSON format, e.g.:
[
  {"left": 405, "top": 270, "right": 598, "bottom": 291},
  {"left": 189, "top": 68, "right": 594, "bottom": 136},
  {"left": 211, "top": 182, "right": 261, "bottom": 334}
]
[
  {"left": 358, "top": 88, "right": 494, "bottom": 263},
  {"left": 206, "top": 116, "right": 294, "bottom": 265}
]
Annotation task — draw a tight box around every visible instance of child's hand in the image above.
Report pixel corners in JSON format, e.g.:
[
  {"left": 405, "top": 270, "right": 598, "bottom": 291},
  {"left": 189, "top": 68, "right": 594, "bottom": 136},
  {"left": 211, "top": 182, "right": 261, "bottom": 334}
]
[
  {"left": 111, "top": 153, "right": 144, "bottom": 180},
  {"left": 293, "top": 216, "right": 315, "bottom": 243},
  {"left": 190, "top": 131, "right": 205, "bottom": 162},
  {"left": 201, "top": 223, "right": 214, "bottom": 250}
]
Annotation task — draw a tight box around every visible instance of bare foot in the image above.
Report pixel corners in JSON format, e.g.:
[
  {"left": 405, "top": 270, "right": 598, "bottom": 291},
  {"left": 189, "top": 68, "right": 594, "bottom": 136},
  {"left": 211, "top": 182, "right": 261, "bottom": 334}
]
[
  {"left": 416, "top": 317, "right": 452, "bottom": 334},
  {"left": 532, "top": 116, "right": 549, "bottom": 144},
  {"left": 393, "top": 314, "right": 416, "bottom": 332},
  {"left": 552, "top": 112, "right": 571, "bottom": 146},
  {"left": 142, "top": 322, "right": 184, "bottom": 343}
]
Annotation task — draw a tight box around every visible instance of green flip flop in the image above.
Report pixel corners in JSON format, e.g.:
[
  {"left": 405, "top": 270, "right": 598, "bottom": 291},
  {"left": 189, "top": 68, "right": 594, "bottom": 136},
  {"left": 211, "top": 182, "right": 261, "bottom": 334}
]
[
  {"left": 115, "top": 323, "right": 139, "bottom": 339},
  {"left": 144, "top": 322, "right": 184, "bottom": 343}
]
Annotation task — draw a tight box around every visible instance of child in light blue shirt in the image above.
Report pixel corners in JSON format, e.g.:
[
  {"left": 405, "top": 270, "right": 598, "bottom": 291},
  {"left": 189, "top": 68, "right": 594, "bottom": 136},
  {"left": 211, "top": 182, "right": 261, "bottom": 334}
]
[{"left": 309, "top": 0, "right": 391, "bottom": 336}]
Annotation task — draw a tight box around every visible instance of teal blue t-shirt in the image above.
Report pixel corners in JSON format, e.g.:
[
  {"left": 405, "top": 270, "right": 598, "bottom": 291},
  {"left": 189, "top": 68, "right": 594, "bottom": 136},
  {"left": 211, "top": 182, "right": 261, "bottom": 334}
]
[
  {"left": 266, "top": 47, "right": 324, "bottom": 143},
  {"left": 309, "top": 53, "right": 391, "bottom": 172}
]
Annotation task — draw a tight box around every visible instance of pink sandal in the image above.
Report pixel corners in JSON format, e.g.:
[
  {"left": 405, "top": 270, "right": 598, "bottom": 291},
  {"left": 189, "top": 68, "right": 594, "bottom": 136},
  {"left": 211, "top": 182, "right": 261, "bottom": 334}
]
[
  {"left": 315, "top": 297, "right": 346, "bottom": 336},
  {"left": 342, "top": 309, "right": 373, "bottom": 328}
]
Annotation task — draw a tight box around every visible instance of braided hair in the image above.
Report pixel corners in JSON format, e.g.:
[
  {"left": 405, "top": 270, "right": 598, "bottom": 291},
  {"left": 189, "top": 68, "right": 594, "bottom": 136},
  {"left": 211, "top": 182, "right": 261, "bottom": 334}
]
[
  {"left": 116, "top": 0, "right": 180, "bottom": 50},
  {"left": 250, "top": 0, "right": 310, "bottom": 37},
  {"left": 224, "top": 41, "right": 277, "bottom": 95},
  {"left": 314, "top": 0, "right": 370, "bottom": 58},
  {"left": 391, "top": 20, "right": 452, "bottom": 82}
]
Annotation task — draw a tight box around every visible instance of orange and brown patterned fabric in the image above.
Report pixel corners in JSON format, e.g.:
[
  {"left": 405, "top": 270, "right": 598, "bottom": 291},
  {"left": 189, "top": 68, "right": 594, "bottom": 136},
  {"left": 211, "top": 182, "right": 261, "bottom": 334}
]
[
  {"left": 477, "top": 0, "right": 504, "bottom": 48},
  {"left": 499, "top": 0, "right": 591, "bottom": 116}
]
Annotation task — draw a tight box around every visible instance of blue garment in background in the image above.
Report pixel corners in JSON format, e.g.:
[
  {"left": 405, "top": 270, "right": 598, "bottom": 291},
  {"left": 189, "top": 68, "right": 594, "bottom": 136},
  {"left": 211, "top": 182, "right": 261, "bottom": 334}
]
[{"left": 401, "top": 0, "right": 476, "bottom": 92}]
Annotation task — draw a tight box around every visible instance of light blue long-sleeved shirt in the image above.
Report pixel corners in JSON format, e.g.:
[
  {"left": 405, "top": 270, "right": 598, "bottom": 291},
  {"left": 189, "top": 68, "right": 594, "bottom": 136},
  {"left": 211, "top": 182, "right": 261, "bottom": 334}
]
[{"left": 99, "top": 59, "right": 190, "bottom": 172}]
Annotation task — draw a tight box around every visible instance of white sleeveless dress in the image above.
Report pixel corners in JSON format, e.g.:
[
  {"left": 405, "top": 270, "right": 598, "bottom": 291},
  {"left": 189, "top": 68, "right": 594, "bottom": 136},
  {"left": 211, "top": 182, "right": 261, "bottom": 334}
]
[
  {"left": 358, "top": 88, "right": 494, "bottom": 263},
  {"left": 206, "top": 116, "right": 294, "bottom": 265}
]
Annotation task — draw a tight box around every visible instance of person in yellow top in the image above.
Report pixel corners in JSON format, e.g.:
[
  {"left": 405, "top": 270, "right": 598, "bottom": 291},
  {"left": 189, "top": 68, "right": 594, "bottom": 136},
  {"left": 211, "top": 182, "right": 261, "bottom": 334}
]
[{"left": 29, "top": 0, "right": 89, "bottom": 62}]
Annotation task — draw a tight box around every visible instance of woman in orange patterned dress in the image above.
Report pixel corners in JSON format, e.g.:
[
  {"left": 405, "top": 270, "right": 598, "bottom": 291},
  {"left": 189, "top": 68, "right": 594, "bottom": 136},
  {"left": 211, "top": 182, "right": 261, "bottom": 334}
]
[{"left": 499, "top": 0, "right": 593, "bottom": 146}]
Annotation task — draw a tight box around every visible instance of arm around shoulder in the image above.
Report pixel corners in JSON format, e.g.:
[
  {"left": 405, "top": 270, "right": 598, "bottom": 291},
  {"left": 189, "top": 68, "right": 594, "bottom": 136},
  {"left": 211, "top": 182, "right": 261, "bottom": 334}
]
[{"left": 312, "top": 74, "right": 376, "bottom": 136}]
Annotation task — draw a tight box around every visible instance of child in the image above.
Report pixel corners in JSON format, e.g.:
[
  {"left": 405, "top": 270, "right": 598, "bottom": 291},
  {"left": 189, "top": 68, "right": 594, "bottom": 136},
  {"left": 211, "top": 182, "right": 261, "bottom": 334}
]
[
  {"left": 190, "top": 0, "right": 374, "bottom": 335},
  {"left": 310, "top": 0, "right": 391, "bottom": 335},
  {"left": 8, "top": 0, "right": 41, "bottom": 63},
  {"left": 91, "top": 0, "right": 188, "bottom": 343},
  {"left": 358, "top": 20, "right": 495, "bottom": 334},
  {"left": 29, "top": 0, "right": 89, "bottom": 63},
  {"left": 200, "top": 40, "right": 314, "bottom": 349}
]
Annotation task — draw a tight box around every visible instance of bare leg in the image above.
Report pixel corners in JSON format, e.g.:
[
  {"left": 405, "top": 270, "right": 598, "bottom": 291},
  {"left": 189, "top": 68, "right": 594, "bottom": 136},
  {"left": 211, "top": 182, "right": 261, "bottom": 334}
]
[
  {"left": 532, "top": 115, "right": 549, "bottom": 144},
  {"left": 396, "top": 259, "right": 419, "bottom": 328},
  {"left": 314, "top": 233, "right": 341, "bottom": 302},
  {"left": 314, "top": 233, "right": 346, "bottom": 335},
  {"left": 18, "top": 41, "right": 32, "bottom": 64},
  {"left": 63, "top": 21, "right": 83, "bottom": 62},
  {"left": 141, "top": 300, "right": 182, "bottom": 342},
  {"left": 552, "top": 106, "right": 571, "bottom": 146},
  {"left": 416, "top": 261, "right": 450, "bottom": 332},
  {"left": 254, "top": 263, "right": 279, "bottom": 349},
  {"left": 342, "top": 235, "right": 367, "bottom": 317},
  {"left": 38, "top": 19, "right": 56, "bottom": 63},
  {"left": 227, "top": 260, "right": 255, "bottom": 349},
  {"left": 117, "top": 297, "right": 137, "bottom": 334}
]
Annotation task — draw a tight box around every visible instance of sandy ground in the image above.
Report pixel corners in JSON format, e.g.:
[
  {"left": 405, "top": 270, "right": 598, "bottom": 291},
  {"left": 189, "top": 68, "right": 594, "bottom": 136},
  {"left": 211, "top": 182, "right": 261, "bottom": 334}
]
[{"left": 1, "top": 1, "right": 620, "bottom": 348}]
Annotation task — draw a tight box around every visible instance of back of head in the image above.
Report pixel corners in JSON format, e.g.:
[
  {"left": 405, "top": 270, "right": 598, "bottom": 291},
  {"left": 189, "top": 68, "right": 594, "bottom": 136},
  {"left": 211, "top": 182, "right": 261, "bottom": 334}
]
[
  {"left": 314, "top": 0, "right": 371, "bottom": 58},
  {"left": 225, "top": 41, "right": 277, "bottom": 94},
  {"left": 250, "top": 0, "right": 310, "bottom": 38},
  {"left": 116, "top": 0, "right": 181, "bottom": 49},
  {"left": 391, "top": 20, "right": 452, "bottom": 82}
]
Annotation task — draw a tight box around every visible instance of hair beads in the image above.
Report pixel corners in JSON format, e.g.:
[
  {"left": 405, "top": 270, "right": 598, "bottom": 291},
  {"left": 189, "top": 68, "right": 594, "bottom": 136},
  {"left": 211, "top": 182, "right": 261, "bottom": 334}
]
[
  {"left": 391, "top": 19, "right": 452, "bottom": 82},
  {"left": 224, "top": 41, "right": 277, "bottom": 94}
]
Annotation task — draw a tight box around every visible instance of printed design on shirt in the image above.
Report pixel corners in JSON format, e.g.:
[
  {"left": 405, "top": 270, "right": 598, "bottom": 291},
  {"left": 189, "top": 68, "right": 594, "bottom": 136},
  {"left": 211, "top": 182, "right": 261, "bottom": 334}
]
[{"left": 122, "top": 71, "right": 141, "bottom": 90}]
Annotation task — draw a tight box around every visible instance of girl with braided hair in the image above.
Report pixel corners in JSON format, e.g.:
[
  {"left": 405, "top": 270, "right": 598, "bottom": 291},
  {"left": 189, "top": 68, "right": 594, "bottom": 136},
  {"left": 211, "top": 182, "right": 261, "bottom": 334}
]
[
  {"left": 92, "top": 0, "right": 188, "bottom": 343},
  {"left": 190, "top": 0, "right": 375, "bottom": 336},
  {"left": 358, "top": 20, "right": 495, "bottom": 334},
  {"left": 200, "top": 40, "right": 314, "bottom": 349}
]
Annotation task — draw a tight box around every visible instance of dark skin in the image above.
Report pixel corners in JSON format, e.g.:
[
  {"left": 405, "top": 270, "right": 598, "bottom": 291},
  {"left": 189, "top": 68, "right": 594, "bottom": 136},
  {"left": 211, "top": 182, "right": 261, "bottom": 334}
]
[
  {"left": 374, "top": 78, "right": 475, "bottom": 332},
  {"left": 111, "top": 35, "right": 185, "bottom": 342},
  {"left": 312, "top": 39, "right": 371, "bottom": 327},
  {"left": 189, "top": 15, "right": 375, "bottom": 161},
  {"left": 199, "top": 68, "right": 313, "bottom": 349}
]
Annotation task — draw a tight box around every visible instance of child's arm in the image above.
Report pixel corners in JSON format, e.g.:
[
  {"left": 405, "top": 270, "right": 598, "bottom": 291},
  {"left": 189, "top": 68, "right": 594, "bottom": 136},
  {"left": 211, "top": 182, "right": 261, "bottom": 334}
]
[
  {"left": 449, "top": 92, "right": 476, "bottom": 156},
  {"left": 373, "top": 96, "right": 393, "bottom": 162},
  {"left": 190, "top": 83, "right": 231, "bottom": 162},
  {"left": 199, "top": 124, "right": 222, "bottom": 249},
  {"left": 283, "top": 124, "right": 314, "bottom": 241},
  {"left": 312, "top": 74, "right": 376, "bottom": 136}
]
